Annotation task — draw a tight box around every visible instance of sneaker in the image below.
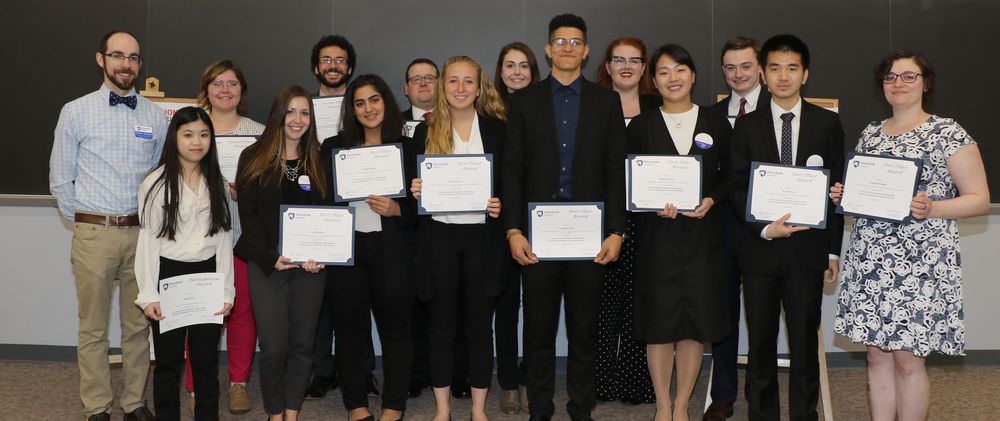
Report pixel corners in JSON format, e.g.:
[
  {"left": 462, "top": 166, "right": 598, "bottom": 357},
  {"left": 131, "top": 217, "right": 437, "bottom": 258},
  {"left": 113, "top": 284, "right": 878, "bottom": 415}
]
[{"left": 229, "top": 383, "right": 252, "bottom": 414}]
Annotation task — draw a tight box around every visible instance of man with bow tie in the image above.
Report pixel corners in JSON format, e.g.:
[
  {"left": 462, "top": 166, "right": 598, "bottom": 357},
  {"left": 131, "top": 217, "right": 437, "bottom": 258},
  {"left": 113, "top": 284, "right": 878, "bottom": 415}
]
[{"left": 49, "top": 30, "right": 165, "bottom": 421}]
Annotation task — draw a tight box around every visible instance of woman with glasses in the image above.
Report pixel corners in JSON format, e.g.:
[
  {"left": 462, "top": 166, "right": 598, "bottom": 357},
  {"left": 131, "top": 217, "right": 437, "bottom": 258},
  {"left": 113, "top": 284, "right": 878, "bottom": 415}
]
[
  {"left": 592, "top": 36, "right": 660, "bottom": 405},
  {"left": 629, "top": 44, "right": 733, "bottom": 421},
  {"left": 406, "top": 55, "right": 508, "bottom": 421},
  {"left": 831, "top": 50, "right": 988, "bottom": 421}
]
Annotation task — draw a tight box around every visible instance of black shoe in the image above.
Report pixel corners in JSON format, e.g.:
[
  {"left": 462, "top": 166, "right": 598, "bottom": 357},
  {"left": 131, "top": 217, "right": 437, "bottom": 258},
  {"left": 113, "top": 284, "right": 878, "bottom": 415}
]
[
  {"left": 407, "top": 385, "right": 423, "bottom": 398},
  {"left": 569, "top": 415, "right": 594, "bottom": 421},
  {"left": 450, "top": 384, "right": 471, "bottom": 399},
  {"left": 702, "top": 401, "right": 735, "bottom": 421},
  {"left": 123, "top": 406, "right": 156, "bottom": 421},
  {"left": 367, "top": 372, "right": 381, "bottom": 397},
  {"left": 305, "top": 376, "right": 333, "bottom": 399},
  {"left": 527, "top": 415, "right": 552, "bottom": 421},
  {"left": 87, "top": 412, "right": 110, "bottom": 421}
]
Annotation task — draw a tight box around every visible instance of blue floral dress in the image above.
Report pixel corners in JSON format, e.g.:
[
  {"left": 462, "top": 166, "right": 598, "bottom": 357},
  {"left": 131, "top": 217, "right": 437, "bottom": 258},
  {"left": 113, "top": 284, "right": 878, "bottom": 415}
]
[{"left": 834, "top": 115, "right": 975, "bottom": 357}]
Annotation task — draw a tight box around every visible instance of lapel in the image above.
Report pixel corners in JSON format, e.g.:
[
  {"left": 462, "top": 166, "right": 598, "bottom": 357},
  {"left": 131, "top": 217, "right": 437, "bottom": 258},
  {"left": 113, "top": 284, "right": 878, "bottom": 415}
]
[
  {"left": 795, "top": 102, "right": 815, "bottom": 166},
  {"left": 649, "top": 109, "right": 679, "bottom": 155},
  {"left": 477, "top": 115, "right": 498, "bottom": 154},
  {"left": 754, "top": 102, "right": 780, "bottom": 163},
  {"left": 687, "top": 107, "right": 711, "bottom": 159}
]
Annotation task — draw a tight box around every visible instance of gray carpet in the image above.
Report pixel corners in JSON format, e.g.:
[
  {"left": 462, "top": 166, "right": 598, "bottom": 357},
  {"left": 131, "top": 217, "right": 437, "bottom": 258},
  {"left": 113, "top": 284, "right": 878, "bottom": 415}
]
[{"left": 1, "top": 361, "right": 998, "bottom": 420}]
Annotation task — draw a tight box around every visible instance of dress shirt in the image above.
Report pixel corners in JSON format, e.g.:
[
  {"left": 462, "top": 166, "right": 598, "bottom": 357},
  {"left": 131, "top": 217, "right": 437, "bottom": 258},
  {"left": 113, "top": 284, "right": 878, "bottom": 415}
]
[
  {"left": 411, "top": 105, "right": 431, "bottom": 120},
  {"left": 434, "top": 113, "right": 486, "bottom": 225},
  {"left": 550, "top": 75, "right": 582, "bottom": 200},
  {"left": 50, "top": 84, "right": 168, "bottom": 220},
  {"left": 134, "top": 166, "right": 236, "bottom": 309},
  {"left": 661, "top": 105, "right": 699, "bottom": 155},
  {"left": 727, "top": 83, "right": 763, "bottom": 118},
  {"left": 769, "top": 98, "right": 802, "bottom": 165}
]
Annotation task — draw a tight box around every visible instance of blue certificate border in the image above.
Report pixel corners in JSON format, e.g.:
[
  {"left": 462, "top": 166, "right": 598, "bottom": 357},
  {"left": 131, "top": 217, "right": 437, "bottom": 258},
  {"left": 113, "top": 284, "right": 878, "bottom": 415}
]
[
  {"left": 330, "top": 143, "right": 407, "bottom": 202},
  {"left": 745, "top": 161, "right": 830, "bottom": 229},
  {"left": 416, "top": 153, "right": 494, "bottom": 215},
  {"left": 278, "top": 205, "right": 355, "bottom": 266},
  {"left": 527, "top": 201, "right": 605, "bottom": 261},
  {"left": 626, "top": 154, "right": 703, "bottom": 212},
  {"left": 835, "top": 152, "right": 923, "bottom": 224}
]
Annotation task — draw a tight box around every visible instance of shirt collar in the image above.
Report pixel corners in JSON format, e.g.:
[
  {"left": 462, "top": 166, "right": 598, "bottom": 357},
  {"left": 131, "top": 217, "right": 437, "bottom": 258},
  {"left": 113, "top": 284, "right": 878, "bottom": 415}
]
[
  {"left": 100, "top": 82, "right": 137, "bottom": 98},
  {"left": 411, "top": 105, "right": 431, "bottom": 119},
  {"left": 770, "top": 96, "right": 802, "bottom": 120},
  {"left": 549, "top": 74, "right": 583, "bottom": 95},
  {"left": 732, "top": 83, "right": 762, "bottom": 107}
]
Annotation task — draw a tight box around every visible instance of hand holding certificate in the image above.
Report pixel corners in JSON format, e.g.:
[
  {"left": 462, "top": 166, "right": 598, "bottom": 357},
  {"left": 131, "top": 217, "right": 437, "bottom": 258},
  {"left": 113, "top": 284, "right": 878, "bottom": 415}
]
[
  {"left": 215, "top": 136, "right": 256, "bottom": 182},
  {"left": 332, "top": 144, "right": 406, "bottom": 202},
  {"left": 311, "top": 95, "right": 345, "bottom": 143},
  {"left": 528, "top": 202, "right": 604, "bottom": 261},
  {"left": 627, "top": 155, "right": 702, "bottom": 212},
  {"left": 279, "top": 205, "right": 355, "bottom": 265},
  {"left": 837, "top": 153, "right": 921, "bottom": 223},
  {"left": 746, "top": 162, "right": 830, "bottom": 229},
  {"left": 417, "top": 154, "right": 493, "bottom": 214},
  {"left": 157, "top": 272, "right": 225, "bottom": 333}
]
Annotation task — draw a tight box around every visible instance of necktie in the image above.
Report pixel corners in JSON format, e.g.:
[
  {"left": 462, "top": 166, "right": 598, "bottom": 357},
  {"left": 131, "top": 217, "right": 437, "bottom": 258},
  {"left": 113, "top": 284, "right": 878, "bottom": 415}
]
[
  {"left": 422, "top": 111, "right": 432, "bottom": 121},
  {"left": 109, "top": 92, "right": 137, "bottom": 110},
  {"left": 738, "top": 97, "right": 748, "bottom": 117},
  {"left": 780, "top": 112, "right": 794, "bottom": 165}
]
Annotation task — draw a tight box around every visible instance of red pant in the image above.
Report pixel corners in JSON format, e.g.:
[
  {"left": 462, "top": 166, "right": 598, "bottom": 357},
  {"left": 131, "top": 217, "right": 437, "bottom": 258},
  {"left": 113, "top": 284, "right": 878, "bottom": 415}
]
[{"left": 185, "top": 255, "right": 256, "bottom": 390}]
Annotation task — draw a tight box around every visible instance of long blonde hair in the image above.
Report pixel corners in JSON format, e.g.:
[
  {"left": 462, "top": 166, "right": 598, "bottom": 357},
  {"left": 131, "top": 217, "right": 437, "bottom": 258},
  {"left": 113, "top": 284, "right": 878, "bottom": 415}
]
[{"left": 425, "top": 56, "right": 507, "bottom": 155}]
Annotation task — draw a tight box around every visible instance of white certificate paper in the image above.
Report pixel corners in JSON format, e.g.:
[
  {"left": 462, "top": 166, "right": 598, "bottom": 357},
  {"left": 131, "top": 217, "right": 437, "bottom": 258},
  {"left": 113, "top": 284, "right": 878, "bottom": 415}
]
[
  {"left": 331, "top": 144, "right": 406, "bottom": 202},
  {"left": 746, "top": 162, "right": 830, "bottom": 229},
  {"left": 279, "top": 205, "right": 355, "bottom": 265},
  {"left": 528, "top": 202, "right": 604, "bottom": 261},
  {"left": 417, "top": 154, "right": 493, "bottom": 214},
  {"left": 837, "top": 153, "right": 921, "bottom": 223},
  {"left": 215, "top": 136, "right": 256, "bottom": 182},
  {"left": 628, "top": 155, "right": 702, "bottom": 212},
  {"left": 158, "top": 272, "right": 224, "bottom": 333},
  {"left": 311, "top": 95, "right": 344, "bottom": 144}
]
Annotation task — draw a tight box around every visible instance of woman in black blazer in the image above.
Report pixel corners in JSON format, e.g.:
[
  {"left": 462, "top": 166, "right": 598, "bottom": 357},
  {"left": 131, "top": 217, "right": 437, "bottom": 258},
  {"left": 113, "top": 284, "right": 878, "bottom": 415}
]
[
  {"left": 320, "top": 75, "right": 416, "bottom": 421},
  {"left": 234, "top": 85, "right": 331, "bottom": 421},
  {"left": 628, "top": 45, "right": 733, "bottom": 421},
  {"left": 406, "top": 55, "right": 508, "bottom": 421}
]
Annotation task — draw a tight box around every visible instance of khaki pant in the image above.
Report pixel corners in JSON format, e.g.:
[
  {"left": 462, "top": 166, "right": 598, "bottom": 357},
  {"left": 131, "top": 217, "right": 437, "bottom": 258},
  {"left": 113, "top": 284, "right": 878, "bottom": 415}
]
[{"left": 71, "top": 222, "right": 149, "bottom": 417}]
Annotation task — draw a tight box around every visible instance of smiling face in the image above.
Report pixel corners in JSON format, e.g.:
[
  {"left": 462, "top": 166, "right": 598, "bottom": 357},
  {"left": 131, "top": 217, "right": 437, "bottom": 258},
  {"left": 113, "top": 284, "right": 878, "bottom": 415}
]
[
  {"left": 501, "top": 49, "right": 532, "bottom": 92},
  {"left": 653, "top": 54, "right": 695, "bottom": 104},
  {"left": 283, "top": 96, "right": 311, "bottom": 141},
  {"left": 96, "top": 32, "right": 141, "bottom": 94},
  {"left": 444, "top": 61, "right": 479, "bottom": 112},
  {"left": 763, "top": 50, "right": 809, "bottom": 103},
  {"left": 176, "top": 119, "right": 211, "bottom": 167},
  {"left": 544, "top": 27, "right": 589, "bottom": 74},
  {"left": 883, "top": 58, "right": 925, "bottom": 110},
  {"left": 352, "top": 84, "right": 385, "bottom": 131},
  {"left": 722, "top": 47, "right": 761, "bottom": 96},
  {"left": 206, "top": 69, "right": 242, "bottom": 113},
  {"left": 314, "top": 45, "right": 352, "bottom": 89},
  {"left": 605, "top": 44, "right": 645, "bottom": 92}
]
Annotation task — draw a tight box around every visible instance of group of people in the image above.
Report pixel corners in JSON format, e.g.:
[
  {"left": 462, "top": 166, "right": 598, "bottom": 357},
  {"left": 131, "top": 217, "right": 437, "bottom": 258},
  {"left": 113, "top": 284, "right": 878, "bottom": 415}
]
[{"left": 49, "top": 11, "right": 988, "bottom": 421}]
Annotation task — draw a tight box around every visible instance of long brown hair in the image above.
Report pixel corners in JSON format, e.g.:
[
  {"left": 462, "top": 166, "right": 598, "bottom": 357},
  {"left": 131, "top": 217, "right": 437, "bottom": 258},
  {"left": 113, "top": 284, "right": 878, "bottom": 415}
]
[
  {"left": 425, "top": 56, "right": 506, "bottom": 155},
  {"left": 493, "top": 42, "right": 540, "bottom": 96},
  {"left": 595, "top": 37, "right": 655, "bottom": 95},
  {"left": 236, "top": 85, "right": 328, "bottom": 198}
]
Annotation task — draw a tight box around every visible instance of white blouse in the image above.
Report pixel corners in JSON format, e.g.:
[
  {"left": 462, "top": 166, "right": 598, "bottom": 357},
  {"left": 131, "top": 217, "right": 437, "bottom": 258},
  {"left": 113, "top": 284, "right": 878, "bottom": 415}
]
[{"left": 661, "top": 105, "right": 699, "bottom": 155}]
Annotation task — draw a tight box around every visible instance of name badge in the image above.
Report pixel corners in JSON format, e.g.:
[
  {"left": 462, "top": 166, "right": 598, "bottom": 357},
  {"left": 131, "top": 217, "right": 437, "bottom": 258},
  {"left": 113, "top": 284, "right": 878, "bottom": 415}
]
[
  {"left": 298, "top": 175, "right": 312, "bottom": 191},
  {"left": 134, "top": 125, "right": 153, "bottom": 140},
  {"left": 806, "top": 154, "right": 824, "bottom": 169},
  {"left": 694, "top": 133, "right": 714, "bottom": 150}
]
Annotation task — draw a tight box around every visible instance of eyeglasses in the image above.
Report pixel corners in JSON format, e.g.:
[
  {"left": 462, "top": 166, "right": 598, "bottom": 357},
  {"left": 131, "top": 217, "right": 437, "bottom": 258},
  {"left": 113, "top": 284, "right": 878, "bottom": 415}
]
[
  {"left": 407, "top": 74, "right": 438, "bottom": 84},
  {"left": 210, "top": 80, "right": 241, "bottom": 89},
  {"left": 320, "top": 56, "right": 347, "bottom": 65},
  {"left": 882, "top": 72, "right": 922, "bottom": 84},
  {"left": 609, "top": 56, "right": 644, "bottom": 66},
  {"left": 103, "top": 52, "right": 141, "bottom": 65},
  {"left": 549, "top": 38, "right": 585, "bottom": 48}
]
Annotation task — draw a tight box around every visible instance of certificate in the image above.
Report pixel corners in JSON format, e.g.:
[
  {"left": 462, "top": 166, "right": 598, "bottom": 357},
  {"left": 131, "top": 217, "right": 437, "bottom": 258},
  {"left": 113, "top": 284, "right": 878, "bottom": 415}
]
[
  {"left": 837, "top": 153, "right": 921, "bottom": 223},
  {"left": 403, "top": 120, "right": 421, "bottom": 138},
  {"left": 528, "top": 202, "right": 604, "bottom": 261},
  {"left": 158, "top": 272, "right": 224, "bottom": 333},
  {"left": 279, "top": 205, "right": 355, "bottom": 265},
  {"left": 746, "top": 162, "right": 830, "bottom": 229},
  {"left": 311, "top": 95, "right": 345, "bottom": 144},
  {"left": 417, "top": 154, "right": 493, "bottom": 214},
  {"left": 627, "top": 154, "right": 702, "bottom": 212},
  {"left": 331, "top": 144, "right": 406, "bottom": 202},
  {"left": 215, "top": 136, "right": 256, "bottom": 182}
]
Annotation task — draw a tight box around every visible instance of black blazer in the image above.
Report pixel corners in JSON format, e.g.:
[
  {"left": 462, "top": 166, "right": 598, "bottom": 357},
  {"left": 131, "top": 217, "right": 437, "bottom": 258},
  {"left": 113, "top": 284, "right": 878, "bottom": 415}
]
[
  {"left": 503, "top": 77, "right": 627, "bottom": 234},
  {"left": 708, "top": 88, "right": 772, "bottom": 124},
  {"left": 404, "top": 116, "right": 510, "bottom": 300},
  {"left": 322, "top": 134, "right": 418, "bottom": 297},
  {"left": 730, "top": 99, "right": 845, "bottom": 274},
  {"left": 234, "top": 144, "right": 331, "bottom": 277}
]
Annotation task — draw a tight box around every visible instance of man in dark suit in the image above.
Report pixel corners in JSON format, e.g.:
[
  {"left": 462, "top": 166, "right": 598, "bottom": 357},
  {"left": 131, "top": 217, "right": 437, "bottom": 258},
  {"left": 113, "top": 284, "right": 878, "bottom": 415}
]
[
  {"left": 730, "top": 34, "right": 844, "bottom": 421},
  {"left": 401, "top": 58, "right": 439, "bottom": 120},
  {"left": 503, "top": 13, "right": 626, "bottom": 421},
  {"left": 704, "top": 35, "right": 770, "bottom": 421}
]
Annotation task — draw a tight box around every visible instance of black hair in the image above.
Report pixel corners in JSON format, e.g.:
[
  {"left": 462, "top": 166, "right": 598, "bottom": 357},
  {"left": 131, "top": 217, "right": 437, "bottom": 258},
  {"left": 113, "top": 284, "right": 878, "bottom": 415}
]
[
  {"left": 311, "top": 35, "right": 357, "bottom": 69},
  {"left": 142, "top": 107, "right": 232, "bottom": 241},
  {"left": 98, "top": 30, "right": 139, "bottom": 53},
  {"left": 548, "top": 13, "right": 587, "bottom": 39},
  {"left": 339, "top": 74, "right": 406, "bottom": 147},
  {"left": 405, "top": 58, "right": 439, "bottom": 82},
  {"left": 649, "top": 43, "right": 698, "bottom": 78},
  {"left": 760, "top": 34, "right": 810, "bottom": 69}
]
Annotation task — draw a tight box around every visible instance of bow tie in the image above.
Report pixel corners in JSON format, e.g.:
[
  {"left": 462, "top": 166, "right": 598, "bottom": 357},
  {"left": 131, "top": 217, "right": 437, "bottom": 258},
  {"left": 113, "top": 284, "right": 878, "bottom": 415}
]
[{"left": 109, "top": 92, "right": 137, "bottom": 109}]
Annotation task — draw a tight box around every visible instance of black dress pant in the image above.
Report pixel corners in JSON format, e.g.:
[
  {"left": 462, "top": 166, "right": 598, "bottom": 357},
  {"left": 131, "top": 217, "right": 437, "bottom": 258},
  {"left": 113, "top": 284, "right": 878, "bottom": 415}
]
[
  {"left": 151, "top": 257, "right": 221, "bottom": 421},
  {"left": 709, "top": 204, "right": 745, "bottom": 406},
  {"left": 426, "top": 221, "right": 497, "bottom": 389},
  {"left": 329, "top": 232, "right": 413, "bottom": 411},
  {"left": 494, "top": 263, "right": 526, "bottom": 390},
  {"left": 313, "top": 274, "right": 377, "bottom": 381},
  {"left": 521, "top": 260, "right": 604, "bottom": 418},
  {"left": 743, "top": 263, "right": 824, "bottom": 421},
  {"left": 247, "top": 262, "right": 326, "bottom": 415}
]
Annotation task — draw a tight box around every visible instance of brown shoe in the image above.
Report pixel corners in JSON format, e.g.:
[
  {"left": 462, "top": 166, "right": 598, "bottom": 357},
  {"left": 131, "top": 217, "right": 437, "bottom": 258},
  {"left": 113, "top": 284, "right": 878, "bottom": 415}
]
[
  {"left": 123, "top": 406, "right": 156, "bottom": 421},
  {"left": 499, "top": 389, "right": 520, "bottom": 415},
  {"left": 702, "top": 401, "right": 734, "bottom": 421},
  {"left": 188, "top": 393, "right": 195, "bottom": 417},
  {"left": 518, "top": 385, "right": 530, "bottom": 413},
  {"left": 229, "top": 383, "right": 253, "bottom": 414}
]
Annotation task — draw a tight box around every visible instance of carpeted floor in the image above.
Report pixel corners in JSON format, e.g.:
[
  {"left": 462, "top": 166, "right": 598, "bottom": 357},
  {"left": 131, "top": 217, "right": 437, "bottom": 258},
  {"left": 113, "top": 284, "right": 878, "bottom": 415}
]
[{"left": 1, "top": 361, "right": 997, "bottom": 420}]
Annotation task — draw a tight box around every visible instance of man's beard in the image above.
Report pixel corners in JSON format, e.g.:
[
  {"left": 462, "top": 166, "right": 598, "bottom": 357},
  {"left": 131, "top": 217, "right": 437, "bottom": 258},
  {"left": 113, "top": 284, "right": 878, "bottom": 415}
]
[
  {"left": 316, "top": 69, "right": 350, "bottom": 89},
  {"left": 104, "top": 65, "right": 136, "bottom": 91}
]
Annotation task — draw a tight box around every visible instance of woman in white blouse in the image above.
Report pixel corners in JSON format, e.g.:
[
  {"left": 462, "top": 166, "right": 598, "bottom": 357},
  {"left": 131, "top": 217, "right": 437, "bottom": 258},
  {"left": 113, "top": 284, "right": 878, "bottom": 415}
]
[{"left": 135, "top": 106, "right": 235, "bottom": 421}]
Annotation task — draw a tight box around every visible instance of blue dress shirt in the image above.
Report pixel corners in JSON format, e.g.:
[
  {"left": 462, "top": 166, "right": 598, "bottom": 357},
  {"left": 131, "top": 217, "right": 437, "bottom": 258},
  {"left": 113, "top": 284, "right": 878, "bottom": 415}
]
[{"left": 550, "top": 75, "right": 582, "bottom": 200}]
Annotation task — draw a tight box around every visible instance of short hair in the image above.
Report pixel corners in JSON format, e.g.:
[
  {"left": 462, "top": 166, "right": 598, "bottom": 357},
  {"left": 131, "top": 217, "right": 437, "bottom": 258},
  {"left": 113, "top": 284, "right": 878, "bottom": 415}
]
[
  {"left": 874, "top": 49, "right": 935, "bottom": 100},
  {"left": 405, "top": 58, "right": 439, "bottom": 82},
  {"left": 760, "top": 34, "right": 810, "bottom": 69},
  {"left": 720, "top": 36, "right": 761, "bottom": 63},
  {"left": 595, "top": 37, "right": 655, "bottom": 95},
  {"left": 493, "top": 42, "right": 541, "bottom": 96},
  {"left": 649, "top": 44, "right": 698, "bottom": 78},
  {"left": 98, "top": 30, "right": 139, "bottom": 53},
  {"left": 338, "top": 74, "right": 405, "bottom": 147},
  {"left": 197, "top": 60, "right": 250, "bottom": 114},
  {"left": 310, "top": 35, "right": 357, "bottom": 70},
  {"left": 548, "top": 13, "right": 587, "bottom": 39}
]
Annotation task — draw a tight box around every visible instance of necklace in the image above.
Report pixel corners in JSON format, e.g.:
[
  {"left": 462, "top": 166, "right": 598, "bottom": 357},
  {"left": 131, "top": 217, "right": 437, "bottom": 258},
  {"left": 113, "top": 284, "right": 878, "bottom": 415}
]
[
  {"left": 282, "top": 159, "right": 302, "bottom": 181},
  {"left": 665, "top": 112, "right": 686, "bottom": 128}
]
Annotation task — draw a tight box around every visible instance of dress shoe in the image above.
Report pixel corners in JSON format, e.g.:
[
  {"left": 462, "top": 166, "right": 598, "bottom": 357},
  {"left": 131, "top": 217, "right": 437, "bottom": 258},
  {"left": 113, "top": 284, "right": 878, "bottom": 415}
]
[
  {"left": 188, "top": 393, "right": 195, "bottom": 417},
  {"left": 569, "top": 415, "right": 594, "bottom": 421},
  {"left": 518, "top": 385, "right": 530, "bottom": 413},
  {"left": 451, "top": 384, "right": 471, "bottom": 399},
  {"left": 408, "top": 385, "right": 423, "bottom": 398},
  {"left": 499, "top": 389, "right": 519, "bottom": 414},
  {"left": 229, "top": 383, "right": 253, "bottom": 414},
  {"left": 87, "top": 412, "right": 110, "bottom": 421},
  {"left": 123, "top": 406, "right": 156, "bottom": 421},
  {"left": 367, "top": 372, "right": 381, "bottom": 397},
  {"left": 702, "top": 401, "right": 734, "bottom": 421},
  {"left": 306, "top": 376, "right": 334, "bottom": 399},
  {"left": 526, "top": 415, "right": 551, "bottom": 421}
]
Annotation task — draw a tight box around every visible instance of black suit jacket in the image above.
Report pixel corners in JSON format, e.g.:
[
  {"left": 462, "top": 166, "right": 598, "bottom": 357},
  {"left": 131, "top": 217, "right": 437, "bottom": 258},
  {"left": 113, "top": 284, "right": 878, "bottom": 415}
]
[
  {"left": 322, "top": 134, "right": 418, "bottom": 297},
  {"left": 503, "top": 77, "right": 627, "bottom": 234},
  {"left": 708, "top": 88, "right": 772, "bottom": 125},
  {"left": 730, "top": 99, "right": 845, "bottom": 274},
  {"left": 405, "top": 116, "right": 511, "bottom": 299}
]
